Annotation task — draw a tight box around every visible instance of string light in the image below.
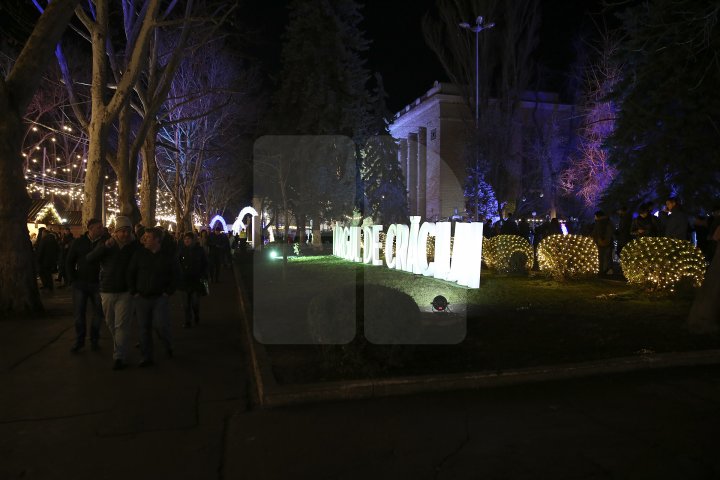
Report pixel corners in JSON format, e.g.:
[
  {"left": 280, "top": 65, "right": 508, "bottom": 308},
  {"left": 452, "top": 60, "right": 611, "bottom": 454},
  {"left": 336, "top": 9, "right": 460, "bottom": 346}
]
[
  {"left": 483, "top": 234, "right": 534, "bottom": 273},
  {"left": 21, "top": 119, "right": 206, "bottom": 227},
  {"left": 538, "top": 234, "right": 598, "bottom": 280},
  {"left": 620, "top": 237, "right": 706, "bottom": 293}
]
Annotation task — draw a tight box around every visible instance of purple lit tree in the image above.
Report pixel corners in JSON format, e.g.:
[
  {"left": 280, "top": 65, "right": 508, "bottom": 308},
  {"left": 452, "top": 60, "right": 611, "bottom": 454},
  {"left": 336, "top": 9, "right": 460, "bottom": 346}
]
[
  {"left": 50, "top": 0, "right": 161, "bottom": 225},
  {"left": 50, "top": 1, "right": 230, "bottom": 226},
  {"left": 155, "top": 42, "right": 257, "bottom": 232},
  {"left": 560, "top": 31, "right": 620, "bottom": 212},
  {"left": 522, "top": 114, "right": 565, "bottom": 218}
]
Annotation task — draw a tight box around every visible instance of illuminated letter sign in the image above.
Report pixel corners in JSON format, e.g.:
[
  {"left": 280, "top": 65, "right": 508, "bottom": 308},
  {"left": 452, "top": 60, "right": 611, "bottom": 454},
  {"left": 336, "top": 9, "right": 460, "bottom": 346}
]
[{"left": 333, "top": 219, "right": 483, "bottom": 288}]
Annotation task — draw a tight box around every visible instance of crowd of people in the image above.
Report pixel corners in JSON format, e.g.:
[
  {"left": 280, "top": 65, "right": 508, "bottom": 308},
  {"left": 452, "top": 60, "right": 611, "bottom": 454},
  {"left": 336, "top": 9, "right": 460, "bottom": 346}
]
[
  {"left": 37, "top": 217, "right": 243, "bottom": 370},
  {"left": 481, "top": 197, "right": 720, "bottom": 276}
]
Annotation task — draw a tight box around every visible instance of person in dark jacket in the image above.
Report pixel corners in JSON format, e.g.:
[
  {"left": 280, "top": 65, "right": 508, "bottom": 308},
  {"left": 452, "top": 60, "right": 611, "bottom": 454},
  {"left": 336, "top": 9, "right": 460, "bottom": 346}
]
[
  {"left": 207, "top": 225, "right": 228, "bottom": 283},
  {"left": 36, "top": 227, "right": 60, "bottom": 290},
  {"left": 500, "top": 213, "right": 520, "bottom": 235},
  {"left": 592, "top": 210, "right": 615, "bottom": 276},
  {"left": 615, "top": 206, "right": 633, "bottom": 256},
  {"left": 87, "top": 216, "right": 139, "bottom": 370},
  {"left": 57, "top": 226, "right": 74, "bottom": 287},
  {"left": 177, "top": 232, "right": 208, "bottom": 328},
  {"left": 517, "top": 218, "right": 530, "bottom": 241},
  {"left": 660, "top": 196, "right": 690, "bottom": 240},
  {"left": 66, "top": 218, "right": 107, "bottom": 352},
  {"left": 547, "top": 218, "right": 563, "bottom": 235},
  {"left": 631, "top": 203, "right": 659, "bottom": 238},
  {"left": 127, "top": 227, "right": 178, "bottom": 367}
]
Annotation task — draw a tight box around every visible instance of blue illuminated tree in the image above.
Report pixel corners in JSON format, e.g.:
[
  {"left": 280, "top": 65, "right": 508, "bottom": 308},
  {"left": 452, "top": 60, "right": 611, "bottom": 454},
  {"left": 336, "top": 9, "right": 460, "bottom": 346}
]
[{"left": 463, "top": 163, "right": 498, "bottom": 220}]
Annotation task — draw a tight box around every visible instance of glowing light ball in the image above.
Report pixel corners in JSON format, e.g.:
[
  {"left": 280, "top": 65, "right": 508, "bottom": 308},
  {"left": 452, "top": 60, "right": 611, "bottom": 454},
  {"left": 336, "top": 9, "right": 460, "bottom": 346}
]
[
  {"left": 483, "top": 235, "right": 534, "bottom": 273},
  {"left": 538, "top": 234, "right": 598, "bottom": 280},
  {"left": 620, "top": 237, "right": 706, "bottom": 292}
]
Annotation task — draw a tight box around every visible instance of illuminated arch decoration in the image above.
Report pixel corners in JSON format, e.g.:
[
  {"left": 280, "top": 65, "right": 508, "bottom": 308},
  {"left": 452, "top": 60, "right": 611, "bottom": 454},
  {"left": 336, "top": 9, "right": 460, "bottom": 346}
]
[
  {"left": 209, "top": 215, "right": 228, "bottom": 232},
  {"left": 231, "top": 207, "right": 259, "bottom": 247}
]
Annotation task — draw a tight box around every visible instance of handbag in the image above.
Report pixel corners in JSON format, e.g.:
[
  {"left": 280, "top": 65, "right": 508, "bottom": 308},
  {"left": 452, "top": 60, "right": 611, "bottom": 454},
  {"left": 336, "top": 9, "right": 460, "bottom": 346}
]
[{"left": 199, "top": 279, "right": 210, "bottom": 296}]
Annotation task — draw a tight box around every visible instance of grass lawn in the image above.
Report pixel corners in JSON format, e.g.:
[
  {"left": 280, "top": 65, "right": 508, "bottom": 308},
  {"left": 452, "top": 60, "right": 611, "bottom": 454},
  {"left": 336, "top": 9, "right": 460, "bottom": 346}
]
[{"left": 242, "top": 254, "right": 720, "bottom": 384}]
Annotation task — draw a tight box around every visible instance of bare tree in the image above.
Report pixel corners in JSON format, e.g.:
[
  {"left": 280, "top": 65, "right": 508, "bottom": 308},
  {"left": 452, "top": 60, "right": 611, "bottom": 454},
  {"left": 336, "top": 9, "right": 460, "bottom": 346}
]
[
  {"left": 21, "top": 63, "right": 89, "bottom": 211},
  {"left": 155, "top": 43, "right": 257, "bottom": 232},
  {"left": 560, "top": 30, "right": 621, "bottom": 212},
  {"left": 522, "top": 113, "right": 565, "bottom": 218},
  {"left": 50, "top": 1, "right": 231, "bottom": 225},
  {"left": 423, "top": 0, "right": 540, "bottom": 214},
  {"left": 0, "top": 0, "right": 81, "bottom": 314}
]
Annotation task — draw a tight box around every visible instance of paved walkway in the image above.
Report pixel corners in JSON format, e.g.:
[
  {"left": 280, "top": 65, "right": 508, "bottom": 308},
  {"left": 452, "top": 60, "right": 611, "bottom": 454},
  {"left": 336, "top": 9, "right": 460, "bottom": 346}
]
[
  {"left": 2, "top": 265, "right": 720, "bottom": 479},
  {"left": 226, "top": 365, "right": 720, "bottom": 479},
  {"left": 0, "top": 268, "right": 248, "bottom": 480}
]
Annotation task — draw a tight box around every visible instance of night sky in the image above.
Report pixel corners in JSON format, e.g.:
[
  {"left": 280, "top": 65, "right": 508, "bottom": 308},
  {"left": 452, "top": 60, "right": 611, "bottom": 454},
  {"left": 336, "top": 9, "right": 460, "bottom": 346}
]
[
  {"left": 362, "top": 0, "right": 606, "bottom": 112},
  {"left": 231, "top": 0, "right": 604, "bottom": 112}
]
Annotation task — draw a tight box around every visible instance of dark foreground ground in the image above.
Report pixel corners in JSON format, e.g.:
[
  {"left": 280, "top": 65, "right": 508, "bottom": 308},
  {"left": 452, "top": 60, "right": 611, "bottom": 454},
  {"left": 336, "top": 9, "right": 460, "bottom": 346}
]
[{"left": 2, "top": 265, "right": 720, "bottom": 479}]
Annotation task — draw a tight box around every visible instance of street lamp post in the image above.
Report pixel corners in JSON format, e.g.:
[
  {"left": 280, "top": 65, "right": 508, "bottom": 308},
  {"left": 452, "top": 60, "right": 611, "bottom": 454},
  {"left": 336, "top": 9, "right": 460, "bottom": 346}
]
[{"left": 460, "top": 16, "right": 494, "bottom": 222}]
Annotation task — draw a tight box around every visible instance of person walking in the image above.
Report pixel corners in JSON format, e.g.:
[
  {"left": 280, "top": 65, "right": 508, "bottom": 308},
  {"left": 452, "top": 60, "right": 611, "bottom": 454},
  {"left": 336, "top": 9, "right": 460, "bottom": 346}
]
[
  {"left": 592, "top": 210, "right": 614, "bottom": 276},
  {"left": 87, "top": 216, "right": 139, "bottom": 370},
  {"left": 66, "top": 218, "right": 107, "bottom": 352},
  {"left": 36, "top": 227, "right": 60, "bottom": 291},
  {"left": 128, "top": 227, "right": 178, "bottom": 367},
  {"left": 177, "top": 232, "right": 208, "bottom": 328},
  {"left": 208, "top": 225, "right": 226, "bottom": 283}
]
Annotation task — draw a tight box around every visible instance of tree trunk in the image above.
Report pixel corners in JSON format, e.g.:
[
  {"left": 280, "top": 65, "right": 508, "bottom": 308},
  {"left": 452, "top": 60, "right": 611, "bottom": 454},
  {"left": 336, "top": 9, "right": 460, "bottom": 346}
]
[
  {"left": 115, "top": 101, "right": 140, "bottom": 222},
  {"left": 0, "top": 0, "right": 81, "bottom": 315},
  {"left": 312, "top": 214, "right": 322, "bottom": 248},
  {"left": 296, "top": 213, "right": 306, "bottom": 244},
  {"left": 0, "top": 109, "right": 43, "bottom": 314},
  {"left": 140, "top": 122, "right": 159, "bottom": 227}
]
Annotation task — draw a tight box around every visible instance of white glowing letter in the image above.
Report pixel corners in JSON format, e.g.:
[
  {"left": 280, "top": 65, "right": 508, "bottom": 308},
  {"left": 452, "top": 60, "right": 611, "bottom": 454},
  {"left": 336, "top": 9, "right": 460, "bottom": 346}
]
[
  {"left": 385, "top": 224, "right": 397, "bottom": 268},
  {"left": 350, "top": 226, "right": 362, "bottom": 262},
  {"left": 344, "top": 227, "right": 352, "bottom": 261},
  {"left": 362, "top": 226, "right": 373, "bottom": 264},
  {"left": 447, "top": 222, "right": 483, "bottom": 288},
  {"left": 405, "top": 216, "right": 421, "bottom": 273},
  {"left": 395, "top": 224, "right": 410, "bottom": 271},
  {"left": 371, "top": 225, "right": 384, "bottom": 266}
]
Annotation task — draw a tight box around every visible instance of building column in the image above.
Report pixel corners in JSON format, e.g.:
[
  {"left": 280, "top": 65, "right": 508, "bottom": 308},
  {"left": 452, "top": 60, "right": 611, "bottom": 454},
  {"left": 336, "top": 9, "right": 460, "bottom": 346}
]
[
  {"left": 417, "top": 127, "right": 427, "bottom": 219},
  {"left": 398, "top": 139, "right": 408, "bottom": 183},
  {"left": 407, "top": 132, "right": 418, "bottom": 216}
]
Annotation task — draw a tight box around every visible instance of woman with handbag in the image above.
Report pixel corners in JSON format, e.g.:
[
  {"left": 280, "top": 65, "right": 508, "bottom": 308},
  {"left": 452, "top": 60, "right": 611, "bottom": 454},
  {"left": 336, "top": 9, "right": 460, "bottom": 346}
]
[{"left": 178, "top": 232, "right": 209, "bottom": 328}]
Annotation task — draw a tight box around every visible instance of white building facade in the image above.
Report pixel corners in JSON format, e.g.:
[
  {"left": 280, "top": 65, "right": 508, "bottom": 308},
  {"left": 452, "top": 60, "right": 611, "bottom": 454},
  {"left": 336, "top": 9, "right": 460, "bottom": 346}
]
[{"left": 389, "top": 81, "right": 578, "bottom": 220}]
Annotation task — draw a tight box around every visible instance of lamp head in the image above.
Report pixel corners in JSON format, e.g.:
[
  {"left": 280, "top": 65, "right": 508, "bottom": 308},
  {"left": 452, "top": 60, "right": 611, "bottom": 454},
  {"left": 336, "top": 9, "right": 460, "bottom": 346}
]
[{"left": 431, "top": 295, "right": 450, "bottom": 312}]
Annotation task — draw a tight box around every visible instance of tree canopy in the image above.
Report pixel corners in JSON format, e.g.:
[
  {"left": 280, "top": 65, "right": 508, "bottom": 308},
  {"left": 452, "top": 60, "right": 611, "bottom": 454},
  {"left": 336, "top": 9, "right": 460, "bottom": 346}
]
[{"left": 605, "top": 0, "right": 720, "bottom": 209}]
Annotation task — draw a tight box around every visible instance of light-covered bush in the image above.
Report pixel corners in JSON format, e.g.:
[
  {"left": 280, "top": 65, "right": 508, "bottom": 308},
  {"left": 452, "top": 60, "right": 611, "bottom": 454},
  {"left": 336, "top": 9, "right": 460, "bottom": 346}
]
[
  {"left": 538, "top": 234, "right": 598, "bottom": 280},
  {"left": 482, "top": 235, "right": 533, "bottom": 273},
  {"left": 620, "top": 237, "right": 706, "bottom": 292}
]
